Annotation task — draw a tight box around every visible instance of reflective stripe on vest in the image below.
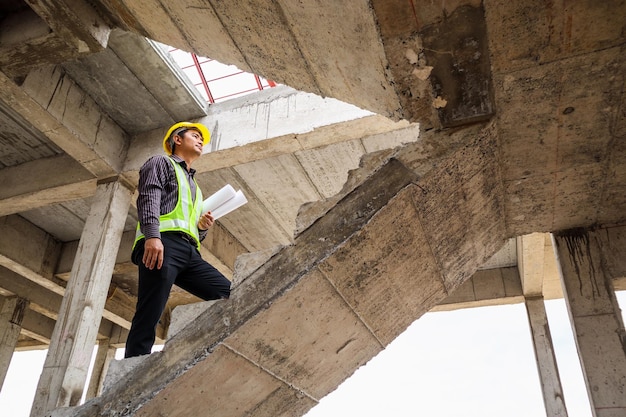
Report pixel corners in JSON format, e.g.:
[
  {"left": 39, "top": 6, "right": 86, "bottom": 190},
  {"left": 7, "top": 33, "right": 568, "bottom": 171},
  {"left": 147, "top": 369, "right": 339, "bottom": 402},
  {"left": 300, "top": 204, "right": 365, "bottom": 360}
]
[{"left": 133, "top": 157, "right": 203, "bottom": 249}]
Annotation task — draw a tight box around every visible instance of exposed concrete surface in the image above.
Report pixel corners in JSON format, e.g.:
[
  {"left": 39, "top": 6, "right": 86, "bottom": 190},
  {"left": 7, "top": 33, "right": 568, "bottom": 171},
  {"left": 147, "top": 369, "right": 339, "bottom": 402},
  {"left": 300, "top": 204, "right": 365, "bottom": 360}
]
[
  {"left": 31, "top": 180, "right": 133, "bottom": 414},
  {"left": 101, "top": 354, "right": 147, "bottom": 394},
  {"left": 0, "top": 0, "right": 624, "bottom": 416},
  {"left": 167, "top": 300, "right": 217, "bottom": 340},
  {"left": 525, "top": 296, "right": 569, "bottom": 416},
  {"left": 67, "top": 120, "right": 507, "bottom": 416},
  {"left": 553, "top": 229, "right": 626, "bottom": 416}
]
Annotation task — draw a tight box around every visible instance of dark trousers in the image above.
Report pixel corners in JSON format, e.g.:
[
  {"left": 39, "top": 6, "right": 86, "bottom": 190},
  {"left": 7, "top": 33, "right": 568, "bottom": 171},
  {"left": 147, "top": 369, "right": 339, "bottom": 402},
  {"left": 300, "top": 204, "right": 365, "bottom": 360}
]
[{"left": 124, "top": 233, "right": 231, "bottom": 358}]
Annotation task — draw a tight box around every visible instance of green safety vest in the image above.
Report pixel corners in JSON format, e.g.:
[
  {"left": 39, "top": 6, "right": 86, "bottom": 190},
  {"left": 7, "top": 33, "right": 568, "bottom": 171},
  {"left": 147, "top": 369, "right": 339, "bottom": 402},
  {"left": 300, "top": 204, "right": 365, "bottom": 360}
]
[{"left": 133, "top": 157, "right": 203, "bottom": 250}]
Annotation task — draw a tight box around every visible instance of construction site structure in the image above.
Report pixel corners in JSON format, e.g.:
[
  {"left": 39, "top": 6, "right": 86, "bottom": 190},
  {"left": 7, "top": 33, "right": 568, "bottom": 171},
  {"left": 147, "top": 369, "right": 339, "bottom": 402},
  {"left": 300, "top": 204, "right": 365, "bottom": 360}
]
[{"left": 0, "top": 1, "right": 625, "bottom": 416}]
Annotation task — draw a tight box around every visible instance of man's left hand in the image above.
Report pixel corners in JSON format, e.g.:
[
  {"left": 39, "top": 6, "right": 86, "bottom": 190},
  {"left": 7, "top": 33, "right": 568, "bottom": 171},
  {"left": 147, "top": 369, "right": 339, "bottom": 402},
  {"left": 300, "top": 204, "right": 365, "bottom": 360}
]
[{"left": 198, "top": 211, "right": 215, "bottom": 230}]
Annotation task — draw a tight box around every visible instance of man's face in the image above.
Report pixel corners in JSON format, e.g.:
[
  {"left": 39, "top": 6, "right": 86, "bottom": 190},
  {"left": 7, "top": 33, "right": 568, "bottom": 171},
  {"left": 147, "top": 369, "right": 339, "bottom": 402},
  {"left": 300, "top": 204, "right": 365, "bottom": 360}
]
[{"left": 174, "top": 128, "right": 204, "bottom": 157}]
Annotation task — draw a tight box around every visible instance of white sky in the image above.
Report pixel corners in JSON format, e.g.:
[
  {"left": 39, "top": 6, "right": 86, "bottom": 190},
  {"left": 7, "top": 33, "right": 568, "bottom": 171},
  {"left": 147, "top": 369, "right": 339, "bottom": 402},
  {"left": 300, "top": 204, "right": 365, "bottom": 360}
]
[{"left": 2, "top": 292, "right": 624, "bottom": 417}]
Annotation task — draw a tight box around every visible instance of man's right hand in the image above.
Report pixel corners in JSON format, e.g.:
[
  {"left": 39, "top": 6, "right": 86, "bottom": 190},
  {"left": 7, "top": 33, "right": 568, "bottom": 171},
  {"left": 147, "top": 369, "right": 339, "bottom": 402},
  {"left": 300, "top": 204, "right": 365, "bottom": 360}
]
[{"left": 143, "top": 237, "right": 164, "bottom": 270}]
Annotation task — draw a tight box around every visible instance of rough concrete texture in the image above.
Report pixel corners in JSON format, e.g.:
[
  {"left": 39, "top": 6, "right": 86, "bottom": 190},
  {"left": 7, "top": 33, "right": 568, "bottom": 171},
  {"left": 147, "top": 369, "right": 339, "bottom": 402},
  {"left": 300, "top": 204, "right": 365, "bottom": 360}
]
[
  {"left": 67, "top": 120, "right": 507, "bottom": 416},
  {"left": 552, "top": 229, "right": 626, "bottom": 415},
  {"left": 0, "top": 0, "right": 625, "bottom": 415},
  {"left": 434, "top": 267, "right": 524, "bottom": 311},
  {"left": 61, "top": 29, "right": 207, "bottom": 134},
  {"left": 372, "top": 0, "right": 493, "bottom": 127},
  {"left": 101, "top": 354, "right": 148, "bottom": 394},
  {"left": 167, "top": 300, "right": 217, "bottom": 340},
  {"left": 106, "top": 0, "right": 401, "bottom": 119}
]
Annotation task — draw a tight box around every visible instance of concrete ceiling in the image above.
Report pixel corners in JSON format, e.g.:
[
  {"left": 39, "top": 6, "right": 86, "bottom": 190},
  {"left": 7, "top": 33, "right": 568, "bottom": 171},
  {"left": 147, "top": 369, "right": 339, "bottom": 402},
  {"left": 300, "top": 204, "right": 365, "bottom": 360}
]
[{"left": 0, "top": 0, "right": 624, "bottom": 415}]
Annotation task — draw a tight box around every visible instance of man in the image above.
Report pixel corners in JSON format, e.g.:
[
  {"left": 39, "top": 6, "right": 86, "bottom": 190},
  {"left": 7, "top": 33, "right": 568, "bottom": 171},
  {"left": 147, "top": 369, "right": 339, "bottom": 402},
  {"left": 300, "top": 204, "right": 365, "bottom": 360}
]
[{"left": 125, "top": 121, "right": 231, "bottom": 358}]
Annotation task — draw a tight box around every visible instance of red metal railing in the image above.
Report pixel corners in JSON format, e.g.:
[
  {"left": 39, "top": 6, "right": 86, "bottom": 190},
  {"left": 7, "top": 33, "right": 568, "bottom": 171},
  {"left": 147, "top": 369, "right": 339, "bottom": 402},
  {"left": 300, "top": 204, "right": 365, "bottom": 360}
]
[{"left": 170, "top": 48, "right": 277, "bottom": 104}]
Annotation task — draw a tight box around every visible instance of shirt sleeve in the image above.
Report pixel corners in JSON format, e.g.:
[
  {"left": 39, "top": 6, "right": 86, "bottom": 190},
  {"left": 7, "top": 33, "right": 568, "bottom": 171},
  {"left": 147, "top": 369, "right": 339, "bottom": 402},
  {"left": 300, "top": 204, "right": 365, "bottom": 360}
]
[{"left": 136, "top": 156, "right": 170, "bottom": 240}]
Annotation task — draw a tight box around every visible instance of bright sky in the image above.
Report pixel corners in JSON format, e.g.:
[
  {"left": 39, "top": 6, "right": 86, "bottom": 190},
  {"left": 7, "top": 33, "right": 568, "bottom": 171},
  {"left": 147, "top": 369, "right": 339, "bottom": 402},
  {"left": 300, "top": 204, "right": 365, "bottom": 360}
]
[
  {"left": 304, "top": 297, "right": 604, "bottom": 417},
  {"left": 2, "top": 292, "right": 624, "bottom": 417}
]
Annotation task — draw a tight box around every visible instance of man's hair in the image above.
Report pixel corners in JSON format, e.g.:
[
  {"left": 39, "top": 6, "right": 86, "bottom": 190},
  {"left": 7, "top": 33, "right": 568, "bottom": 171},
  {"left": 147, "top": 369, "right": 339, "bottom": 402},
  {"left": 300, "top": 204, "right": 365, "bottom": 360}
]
[{"left": 167, "top": 127, "right": 188, "bottom": 154}]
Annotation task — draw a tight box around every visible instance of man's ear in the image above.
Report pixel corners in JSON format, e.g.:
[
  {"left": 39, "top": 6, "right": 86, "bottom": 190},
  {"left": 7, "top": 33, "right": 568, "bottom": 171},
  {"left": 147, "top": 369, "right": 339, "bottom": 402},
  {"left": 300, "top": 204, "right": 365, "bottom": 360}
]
[{"left": 174, "top": 134, "right": 183, "bottom": 146}]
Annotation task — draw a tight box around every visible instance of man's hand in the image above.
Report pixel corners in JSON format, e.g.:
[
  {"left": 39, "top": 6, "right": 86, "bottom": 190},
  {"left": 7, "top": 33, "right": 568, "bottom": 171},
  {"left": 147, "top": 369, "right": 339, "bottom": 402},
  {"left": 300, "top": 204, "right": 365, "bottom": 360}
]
[
  {"left": 198, "top": 211, "right": 215, "bottom": 230},
  {"left": 143, "top": 237, "right": 164, "bottom": 270}
]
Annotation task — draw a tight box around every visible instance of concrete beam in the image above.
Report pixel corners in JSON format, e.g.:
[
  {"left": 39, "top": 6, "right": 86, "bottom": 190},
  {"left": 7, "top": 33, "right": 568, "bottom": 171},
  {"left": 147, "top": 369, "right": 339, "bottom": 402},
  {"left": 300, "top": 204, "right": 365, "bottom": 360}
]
[
  {"left": 61, "top": 29, "right": 207, "bottom": 135},
  {"left": 261, "top": 1, "right": 399, "bottom": 118},
  {"left": 26, "top": 0, "right": 111, "bottom": 54},
  {"left": 108, "top": 31, "right": 207, "bottom": 123},
  {"left": 0, "top": 9, "right": 79, "bottom": 79},
  {"left": 20, "top": 308, "right": 56, "bottom": 347},
  {"left": 15, "top": 308, "right": 101, "bottom": 351},
  {"left": 1, "top": 268, "right": 136, "bottom": 340},
  {"left": 432, "top": 267, "right": 523, "bottom": 312},
  {"left": 97, "top": 0, "right": 249, "bottom": 74},
  {"left": 0, "top": 267, "right": 117, "bottom": 341},
  {"left": 524, "top": 297, "right": 569, "bottom": 417},
  {"left": 1, "top": 66, "right": 128, "bottom": 178},
  {"left": 0, "top": 216, "right": 144, "bottom": 333},
  {"left": 552, "top": 229, "right": 626, "bottom": 416},
  {"left": 0, "top": 215, "right": 65, "bottom": 296},
  {"left": 517, "top": 233, "right": 547, "bottom": 296},
  {"left": 0, "top": 155, "right": 95, "bottom": 217}
]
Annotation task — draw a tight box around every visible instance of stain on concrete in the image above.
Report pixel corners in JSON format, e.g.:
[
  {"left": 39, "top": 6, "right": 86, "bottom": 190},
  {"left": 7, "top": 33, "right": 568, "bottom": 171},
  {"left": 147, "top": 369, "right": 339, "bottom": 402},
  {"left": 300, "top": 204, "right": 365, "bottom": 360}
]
[
  {"left": 555, "top": 228, "right": 601, "bottom": 298},
  {"left": 420, "top": 4, "right": 495, "bottom": 127}
]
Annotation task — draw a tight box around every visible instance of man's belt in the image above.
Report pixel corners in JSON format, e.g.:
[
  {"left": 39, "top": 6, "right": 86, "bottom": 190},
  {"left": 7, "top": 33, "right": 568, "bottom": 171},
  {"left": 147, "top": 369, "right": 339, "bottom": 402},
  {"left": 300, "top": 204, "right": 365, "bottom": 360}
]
[
  {"left": 163, "top": 231, "right": 196, "bottom": 244},
  {"left": 178, "top": 232, "right": 196, "bottom": 244}
]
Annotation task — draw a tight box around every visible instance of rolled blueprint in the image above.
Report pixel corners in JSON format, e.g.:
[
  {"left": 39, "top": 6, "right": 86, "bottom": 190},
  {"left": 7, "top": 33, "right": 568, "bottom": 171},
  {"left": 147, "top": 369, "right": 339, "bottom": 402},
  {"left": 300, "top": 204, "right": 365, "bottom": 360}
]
[{"left": 202, "top": 184, "right": 247, "bottom": 219}]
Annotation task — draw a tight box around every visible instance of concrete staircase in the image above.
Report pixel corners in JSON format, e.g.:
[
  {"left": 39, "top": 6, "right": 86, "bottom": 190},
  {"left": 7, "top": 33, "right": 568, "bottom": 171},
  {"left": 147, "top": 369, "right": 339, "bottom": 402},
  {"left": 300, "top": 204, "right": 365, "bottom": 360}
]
[{"left": 63, "top": 120, "right": 507, "bottom": 416}]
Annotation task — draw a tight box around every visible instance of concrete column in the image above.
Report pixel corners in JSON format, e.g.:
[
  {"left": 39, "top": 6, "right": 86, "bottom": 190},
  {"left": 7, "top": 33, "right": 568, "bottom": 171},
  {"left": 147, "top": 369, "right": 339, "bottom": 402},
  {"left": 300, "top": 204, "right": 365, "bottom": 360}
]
[
  {"left": 552, "top": 229, "right": 626, "bottom": 417},
  {"left": 517, "top": 233, "right": 547, "bottom": 296},
  {"left": 85, "top": 339, "right": 116, "bottom": 400},
  {"left": 31, "top": 179, "right": 133, "bottom": 416},
  {"left": 524, "top": 296, "right": 568, "bottom": 417},
  {"left": 0, "top": 296, "right": 28, "bottom": 390}
]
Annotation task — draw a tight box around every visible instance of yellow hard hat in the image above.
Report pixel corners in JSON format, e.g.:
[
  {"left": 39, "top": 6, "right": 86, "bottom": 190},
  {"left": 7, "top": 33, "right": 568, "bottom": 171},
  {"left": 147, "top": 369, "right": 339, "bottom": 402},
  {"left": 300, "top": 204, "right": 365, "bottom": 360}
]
[{"left": 162, "top": 121, "right": 211, "bottom": 154}]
